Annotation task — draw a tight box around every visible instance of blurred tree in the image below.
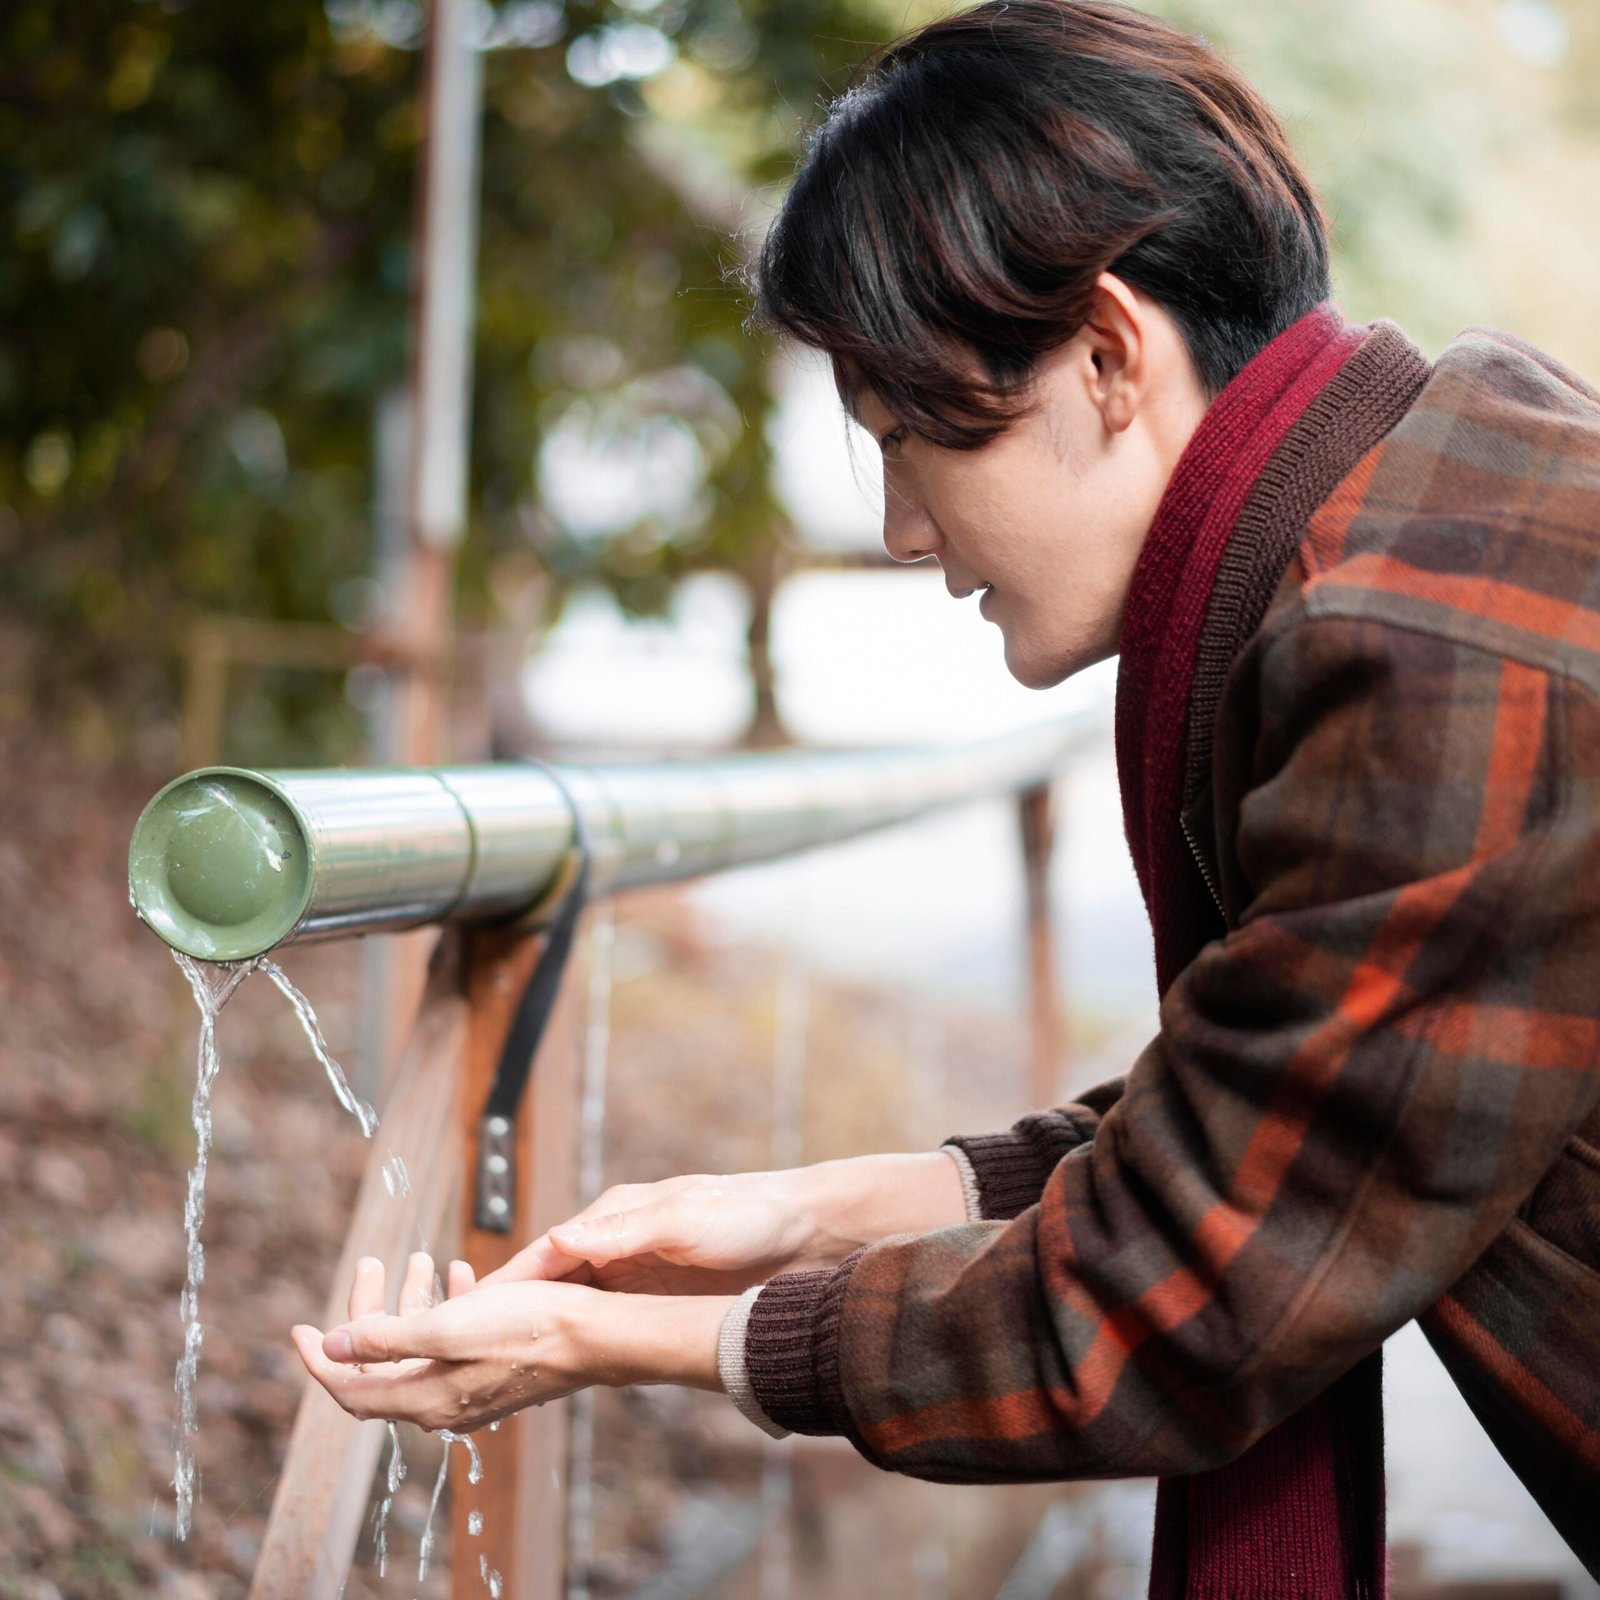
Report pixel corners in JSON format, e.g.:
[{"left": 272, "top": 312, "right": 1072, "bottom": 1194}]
[
  {"left": 0, "top": 0, "right": 887, "bottom": 754},
  {"left": 5, "top": 0, "right": 1594, "bottom": 759}
]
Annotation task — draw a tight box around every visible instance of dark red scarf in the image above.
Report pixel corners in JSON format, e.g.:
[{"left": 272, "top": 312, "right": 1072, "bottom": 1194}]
[{"left": 1114, "top": 302, "right": 1386, "bottom": 1600}]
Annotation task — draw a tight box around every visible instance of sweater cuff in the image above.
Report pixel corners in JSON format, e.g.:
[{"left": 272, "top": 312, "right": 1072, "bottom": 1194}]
[
  {"left": 943, "top": 1103, "right": 1104, "bottom": 1221},
  {"left": 743, "top": 1248, "right": 866, "bottom": 1437},
  {"left": 939, "top": 1142, "right": 985, "bottom": 1222},
  {"left": 940, "top": 1129, "right": 1057, "bottom": 1220},
  {"left": 717, "top": 1285, "right": 790, "bottom": 1439}
]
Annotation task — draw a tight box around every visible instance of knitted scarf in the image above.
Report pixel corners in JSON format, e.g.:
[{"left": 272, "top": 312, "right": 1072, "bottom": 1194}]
[{"left": 1115, "top": 301, "right": 1389, "bottom": 1600}]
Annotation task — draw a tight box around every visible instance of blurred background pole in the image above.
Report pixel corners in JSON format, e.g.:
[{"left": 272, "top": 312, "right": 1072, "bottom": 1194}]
[
  {"left": 1018, "top": 784, "right": 1062, "bottom": 1109},
  {"left": 394, "top": 0, "right": 481, "bottom": 742},
  {"left": 363, "top": 0, "right": 485, "bottom": 1106}
]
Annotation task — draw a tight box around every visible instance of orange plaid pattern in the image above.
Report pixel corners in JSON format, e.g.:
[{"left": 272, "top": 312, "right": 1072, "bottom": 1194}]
[{"left": 744, "top": 328, "right": 1600, "bottom": 1579}]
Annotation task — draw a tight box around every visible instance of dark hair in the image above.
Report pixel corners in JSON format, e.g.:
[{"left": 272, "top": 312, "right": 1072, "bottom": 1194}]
[{"left": 751, "top": 0, "right": 1332, "bottom": 448}]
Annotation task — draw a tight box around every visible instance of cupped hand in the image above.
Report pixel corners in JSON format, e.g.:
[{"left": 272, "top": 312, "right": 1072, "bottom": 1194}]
[
  {"left": 291, "top": 1251, "right": 603, "bottom": 1433},
  {"left": 475, "top": 1170, "right": 838, "bottom": 1297}
]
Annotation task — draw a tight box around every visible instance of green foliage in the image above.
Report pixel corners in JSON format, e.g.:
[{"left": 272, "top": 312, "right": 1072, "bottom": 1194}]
[
  {"left": 10, "top": 0, "right": 1591, "bottom": 749},
  {"left": 1, "top": 0, "right": 890, "bottom": 728}
]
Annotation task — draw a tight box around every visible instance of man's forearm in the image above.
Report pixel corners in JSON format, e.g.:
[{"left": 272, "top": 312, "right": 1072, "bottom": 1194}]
[{"left": 791, "top": 1151, "right": 970, "bottom": 1256}]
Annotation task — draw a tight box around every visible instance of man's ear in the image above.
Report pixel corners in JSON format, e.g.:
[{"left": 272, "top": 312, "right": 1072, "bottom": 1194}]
[{"left": 1081, "top": 271, "right": 1149, "bottom": 436}]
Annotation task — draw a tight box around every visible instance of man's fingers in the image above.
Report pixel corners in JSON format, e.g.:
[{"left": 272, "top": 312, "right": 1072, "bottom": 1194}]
[
  {"left": 399, "top": 1251, "right": 436, "bottom": 1316},
  {"left": 347, "top": 1256, "right": 386, "bottom": 1323},
  {"left": 293, "top": 1324, "right": 381, "bottom": 1400},
  {"left": 476, "top": 1234, "right": 587, "bottom": 1289},
  {"left": 292, "top": 1324, "right": 447, "bottom": 1423},
  {"left": 323, "top": 1308, "right": 461, "bottom": 1365},
  {"left": 548, "top": 1203, "right": 681, "bottom": 1266},
  {"left": 447, "top": 1258, "right": 476, "bottom": 1298}
]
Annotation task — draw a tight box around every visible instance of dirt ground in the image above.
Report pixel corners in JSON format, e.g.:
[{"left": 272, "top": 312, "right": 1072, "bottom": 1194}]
[{"left": 0, "top": 732, "right": 1126, "bottom": 1600}]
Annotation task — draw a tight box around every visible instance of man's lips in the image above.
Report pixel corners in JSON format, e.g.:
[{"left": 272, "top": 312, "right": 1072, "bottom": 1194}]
[{"left": 946, "top": 580, "right": 993, "bottom": 600}]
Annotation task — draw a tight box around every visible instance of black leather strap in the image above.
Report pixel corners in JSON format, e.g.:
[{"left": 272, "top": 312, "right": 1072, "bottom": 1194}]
[{"left": 474, "top": 762, "right": 591, "bottom": 1232}]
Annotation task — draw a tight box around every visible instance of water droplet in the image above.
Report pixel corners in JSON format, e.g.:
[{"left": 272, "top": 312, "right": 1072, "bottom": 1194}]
[
  {"left": 382, "top": 1151, "right": 411, "bottom": 1197},
  {"left": 439, "top": 1428, "right": 484, "bottom": 1485},
  {"left": 468, "top": 1509, "right": 483, "bottom": 1536}
]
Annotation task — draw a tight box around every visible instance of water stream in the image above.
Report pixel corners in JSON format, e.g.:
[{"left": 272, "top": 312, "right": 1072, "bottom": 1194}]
[
  {"left": 168, "top": 949, "right": 408, "bottom": 1546},
  {"left": 417, "top": 1440, "right": 451, "bottom": 1583},
  {"left": 417, "top": 1428, "right": 484, "bottom": 1582},
  {"left": 169, "top": 951, "right": 263, "bottom": 1541},
  {"left": 373, "top": 1421, "right": 407, "bottom": 1578},
  {"left": 167, "top": 933, "right": 581, "bottom": 1585},
  {"left": 258, "top": 957, "right": 377, "bottom": 1136}
]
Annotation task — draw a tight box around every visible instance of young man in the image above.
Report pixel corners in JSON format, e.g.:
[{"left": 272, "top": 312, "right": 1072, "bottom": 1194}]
[{"left": 296, "top": 2, "right": 1600, "bottom": 1590}]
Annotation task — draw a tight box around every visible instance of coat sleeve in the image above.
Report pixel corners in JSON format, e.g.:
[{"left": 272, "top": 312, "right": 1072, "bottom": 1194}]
[
  {"left": 941, "top": 1076, "right": 1127, "bottom": 1222},
  {"left": 739, "top": 614, "right": 1600, "bottom": 1481}
]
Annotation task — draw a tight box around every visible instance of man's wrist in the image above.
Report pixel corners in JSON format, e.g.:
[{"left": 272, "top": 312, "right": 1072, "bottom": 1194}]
[
  {"left": 792, "top": 1151, "right": 969, "bottom": 1255},
  {"left": 579, "top": 1291, "right": 733, "bottom": 1392}
]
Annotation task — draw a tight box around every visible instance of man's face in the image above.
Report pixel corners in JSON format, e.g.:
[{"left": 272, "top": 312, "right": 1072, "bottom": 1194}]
[{"left": 849, "top": 276, "right": 1210, "bottom": 690}]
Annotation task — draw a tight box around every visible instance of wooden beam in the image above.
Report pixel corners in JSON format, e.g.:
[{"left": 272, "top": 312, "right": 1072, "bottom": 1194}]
[
  {"left": 249, "top": 937, "right": 469, "bottom": 1600},
  {"left": 452, "top": 920, "right": 583, "bottom": 1600}
]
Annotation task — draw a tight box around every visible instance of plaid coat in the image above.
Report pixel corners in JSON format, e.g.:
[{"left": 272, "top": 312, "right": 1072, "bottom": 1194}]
[{"left": 740, "top": 323, "right": 1600, "bottom": 1577}]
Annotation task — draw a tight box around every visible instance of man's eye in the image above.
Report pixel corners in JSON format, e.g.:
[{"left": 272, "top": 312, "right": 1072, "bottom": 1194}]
[{"left": 879, "top": 427, "right": 907, "bottom": 454}]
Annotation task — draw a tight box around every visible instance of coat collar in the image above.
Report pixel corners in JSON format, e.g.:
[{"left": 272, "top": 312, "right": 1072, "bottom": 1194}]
[{"left": 1180, "top": 319, "right": 1434, "bottom": 819}]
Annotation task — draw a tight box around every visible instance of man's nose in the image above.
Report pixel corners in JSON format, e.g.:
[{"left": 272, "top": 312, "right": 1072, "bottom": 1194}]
[{"left": 881, "top": 478, "right": 939, "bottom": 565}]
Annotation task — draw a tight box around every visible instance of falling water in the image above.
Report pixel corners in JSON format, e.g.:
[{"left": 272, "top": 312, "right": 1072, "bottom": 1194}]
[
  {"left": 382, "top": 1148, "right": 411, "bottom": 1197},
  {"left": 468, "top": 1509, "right": 483, "bottom": 1536},
  {"left": 566, "top": 906, "right": 616, "bottom": 1600},
  {"left": 576, "top": 906, "right": 615, "bottom": 1206},
  {"left": 444, "top": 1427, "right": 485, "bottom": 1485},
  {"left": 373, "top": 1421, "right": 407, "bottom": 1577},
  {"left": 417, "top": 1429, "right": 485, "bottom": 1582},
  {"left": 417, "top": 1441, "right": 451, "bottom": 1583},
  {"left": 167, "top": 947, "right": 398, "bottom": 1543},
  {"left": 259, "top": 957, "right": 377, "bottom": 1136},
  {"left": 169, "top": 951, "right": 262, "bottom": 1541}
]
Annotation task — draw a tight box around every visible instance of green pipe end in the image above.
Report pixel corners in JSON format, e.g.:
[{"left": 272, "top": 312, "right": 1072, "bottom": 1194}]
[{"left": 128, "top": 769, "right": 313, "bottom": 961}]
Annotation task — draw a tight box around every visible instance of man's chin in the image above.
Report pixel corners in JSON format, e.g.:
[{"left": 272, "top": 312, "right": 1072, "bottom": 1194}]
[{"left": 1002, "top": 645, "right": 1073, "bottom": 692}]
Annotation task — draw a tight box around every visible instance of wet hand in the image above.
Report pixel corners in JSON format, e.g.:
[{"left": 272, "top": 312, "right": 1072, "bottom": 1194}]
[
  {"left": 474, "top": 1171, "right": 828, "bottom": 1297},
  {"left": 292, "top": 1253, "right": 729, "bottom": 1431},
  {"left": 476, "top": 1153, "right": 968, "bottom": 1296}
]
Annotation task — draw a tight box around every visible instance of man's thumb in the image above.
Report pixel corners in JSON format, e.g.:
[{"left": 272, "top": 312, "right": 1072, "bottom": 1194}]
[
  {"left": 323, "top": 1313, "right": 450, "bottom": 1364},
  {"left": 549, "top": 1206, "right": 660, "bottom": 1265}
]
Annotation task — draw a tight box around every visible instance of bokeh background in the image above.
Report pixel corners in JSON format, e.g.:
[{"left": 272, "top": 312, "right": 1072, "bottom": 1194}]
[{"left": 4, "top": 0, "right": 1600, "bottom": 1596}]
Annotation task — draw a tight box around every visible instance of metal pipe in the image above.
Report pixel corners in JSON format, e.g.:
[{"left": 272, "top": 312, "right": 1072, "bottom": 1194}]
[{"left": 127, "top": 719, "right": 1098, "bottom": 961}]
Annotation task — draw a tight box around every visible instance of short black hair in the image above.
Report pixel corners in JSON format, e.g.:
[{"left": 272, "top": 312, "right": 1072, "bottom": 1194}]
[{"left": 751, "top": 0, "right": 1333, "bottom": 448}]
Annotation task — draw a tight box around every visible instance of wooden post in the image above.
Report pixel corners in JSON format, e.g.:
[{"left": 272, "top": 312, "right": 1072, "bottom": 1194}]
[
  {"left": 364, "top": 0, "right": 485, "bottom": 1110},
  {"left": 1018, "top": 783, "right": 1064, "bottom": 1109},
  {"left": 250, "top": 936, "right": 470, "bottom": 1600},
  {"left": 385, "top": 0, "right": 481, "bottom": 768},
  {"left": 180, "top": 618, "right": 229, "bottom": 772},
  {"left": 451, "top": 921, "right": 583, "bottom": 1600}
]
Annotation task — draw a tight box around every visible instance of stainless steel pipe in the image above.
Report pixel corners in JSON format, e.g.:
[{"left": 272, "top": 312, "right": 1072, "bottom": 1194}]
[{"left": 128, "top": 719, "right": 1098, "bottom": 961}]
